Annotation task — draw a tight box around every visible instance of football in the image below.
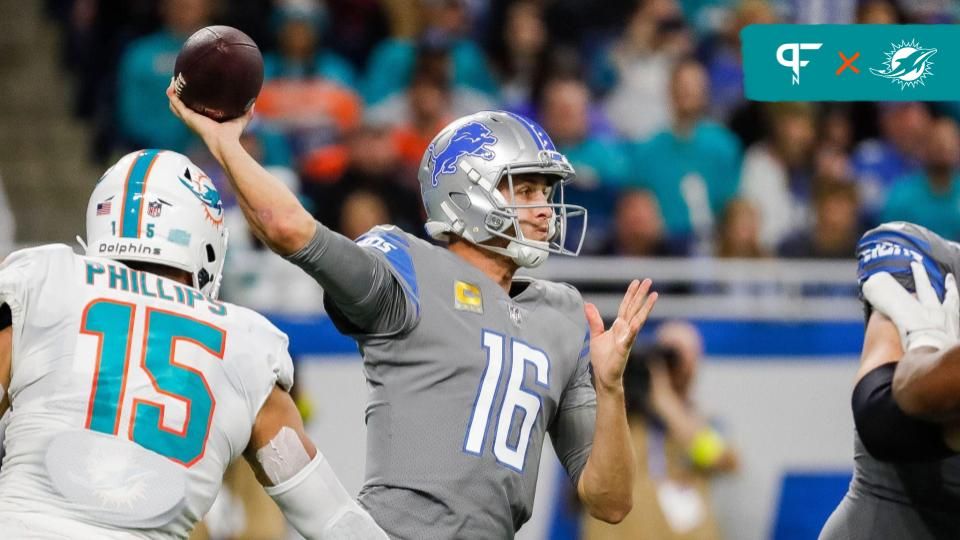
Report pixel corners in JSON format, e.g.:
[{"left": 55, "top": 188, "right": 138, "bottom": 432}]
[{"left": 173, "top": 25, "right": 264, "bottom": 122}]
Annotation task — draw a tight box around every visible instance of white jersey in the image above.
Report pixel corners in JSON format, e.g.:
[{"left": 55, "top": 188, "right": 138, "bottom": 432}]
[{"left": 0, "top": 245, "right": 293, "bottom": 539}]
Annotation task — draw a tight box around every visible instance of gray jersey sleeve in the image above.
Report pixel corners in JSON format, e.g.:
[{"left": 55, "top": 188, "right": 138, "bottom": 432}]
[
  {"left": 549, "top": 330, "right": 596, "bottom": 487},
  {"left": 284, "top": 222, "right": 419, "bottom": 337}
]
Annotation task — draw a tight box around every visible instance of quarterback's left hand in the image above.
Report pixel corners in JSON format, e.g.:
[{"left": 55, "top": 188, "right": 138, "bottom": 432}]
[{"left": 585, "top": 279, "right": 658, "bottom": 393}]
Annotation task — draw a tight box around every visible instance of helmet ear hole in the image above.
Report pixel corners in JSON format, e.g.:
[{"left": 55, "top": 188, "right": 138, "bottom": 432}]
[
  {"left": 450, "top": 192, "right": 472, "bottom": 212},
  {"left": 206, "top": 244, "right": 216, "bottom": 263},
  {"left": 197, "top": 268, "right": 211, "bottom": 290}
]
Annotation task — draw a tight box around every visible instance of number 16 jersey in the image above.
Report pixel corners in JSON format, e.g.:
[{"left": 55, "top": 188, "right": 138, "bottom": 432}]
[
  {"left": 0, "top": 244, "right": 293, "bottom": 539},
  {"left": 308, "top": 226, "right": 598, "bottom": 539}
]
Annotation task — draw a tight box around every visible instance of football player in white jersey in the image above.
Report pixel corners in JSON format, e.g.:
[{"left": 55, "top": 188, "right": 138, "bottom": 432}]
[{"left": 0, "top": 150, "right": 386, "bottom": 539}]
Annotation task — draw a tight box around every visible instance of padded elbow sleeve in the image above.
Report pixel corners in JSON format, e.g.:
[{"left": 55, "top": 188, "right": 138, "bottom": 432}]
[
  {"left": 264, "top": 450, "right": 387, "bottom": 540},
  {"left": 852, "top": 363, "right": 953, "bottom": 462}
]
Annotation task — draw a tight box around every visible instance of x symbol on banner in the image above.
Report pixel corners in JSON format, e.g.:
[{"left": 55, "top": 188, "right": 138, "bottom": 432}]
[{"left": 836, "top": 51, "right": 860, "bottom": 75}]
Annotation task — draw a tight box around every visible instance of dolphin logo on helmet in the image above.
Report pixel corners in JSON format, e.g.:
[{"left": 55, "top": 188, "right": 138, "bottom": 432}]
[
  {"left": 427, "top": 121, "right": 498, "bottom": 187},
  {"left": 178, "top": 169, "right": 224, "bottom": 224}
]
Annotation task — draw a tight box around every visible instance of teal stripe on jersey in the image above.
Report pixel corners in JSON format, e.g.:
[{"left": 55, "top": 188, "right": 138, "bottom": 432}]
[{"left": 120, "top": 149, "right": 161, "bottom": 238}]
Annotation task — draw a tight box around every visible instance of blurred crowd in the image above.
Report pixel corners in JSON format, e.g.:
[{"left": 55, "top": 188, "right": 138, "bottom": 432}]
[{"left": 42, "top": 0, "right": 960, "bottom": 263}]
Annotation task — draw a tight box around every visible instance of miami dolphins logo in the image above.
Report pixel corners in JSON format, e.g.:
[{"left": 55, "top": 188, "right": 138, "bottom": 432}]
[
  {"left": 870, "top": 39, "right": 937, "bottom": 90},
  {"left": 178, "top": 168, "right": 224, "bottom": 225},
  {"left": 427, "top": 121, "right": 498, "bottom": 187}
]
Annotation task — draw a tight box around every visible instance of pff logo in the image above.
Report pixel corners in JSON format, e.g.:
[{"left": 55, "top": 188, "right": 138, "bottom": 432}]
[{"left": 777, "top": 43, "right": 823, "bottom": 85}]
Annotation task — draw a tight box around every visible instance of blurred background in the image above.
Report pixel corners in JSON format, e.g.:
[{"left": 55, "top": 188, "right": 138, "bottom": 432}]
[{"left": 3, "top": 0, "right": 960, "bottom": 538}]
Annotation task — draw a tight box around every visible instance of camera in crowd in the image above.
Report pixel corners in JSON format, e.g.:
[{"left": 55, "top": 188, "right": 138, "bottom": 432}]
[{"left": 624, "top": 342, "right": 683, "bottom": 417}]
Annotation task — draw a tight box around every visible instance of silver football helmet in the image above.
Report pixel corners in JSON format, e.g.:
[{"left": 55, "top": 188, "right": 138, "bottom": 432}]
[{"left": 418, "top": 110, "right": 587, "bottom": 268}]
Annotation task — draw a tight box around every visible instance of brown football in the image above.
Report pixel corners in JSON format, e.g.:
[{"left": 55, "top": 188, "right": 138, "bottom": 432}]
[{"left": 173, "top": 25, "right": 263, "bottom": 122}]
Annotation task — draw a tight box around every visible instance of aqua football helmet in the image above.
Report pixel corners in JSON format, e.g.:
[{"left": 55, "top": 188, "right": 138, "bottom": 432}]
[
  {"left": 85, "top": 149, "right": 229, "bottom": 299},
  {"left": 418, "top": 111, "right": 587, "bottom": 268}
]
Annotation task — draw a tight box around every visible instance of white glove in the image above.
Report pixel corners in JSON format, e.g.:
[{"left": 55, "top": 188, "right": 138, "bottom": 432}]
[{"left": 862, "top": 261, "right": 959, "bottom": 352}]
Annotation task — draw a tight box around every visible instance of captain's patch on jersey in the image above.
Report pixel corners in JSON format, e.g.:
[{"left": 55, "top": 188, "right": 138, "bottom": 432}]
[{"left": 454, "top": 280, "right": 483, "bottom": 314}]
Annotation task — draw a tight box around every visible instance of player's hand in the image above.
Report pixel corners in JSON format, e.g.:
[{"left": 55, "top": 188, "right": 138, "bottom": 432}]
[
  {"left": 862, "top": 262, "right": 959, "bottom": 352},
  {"left": 584, "top": 279, "right": 658, "bottom": 393},
  {"left": 166, "top": 80, "right": 254, "bottom": 157}
]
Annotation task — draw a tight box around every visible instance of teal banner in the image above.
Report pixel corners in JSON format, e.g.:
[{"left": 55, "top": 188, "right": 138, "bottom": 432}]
[{"left": 742, "top": 24, "right": 957, "bottom": 101}]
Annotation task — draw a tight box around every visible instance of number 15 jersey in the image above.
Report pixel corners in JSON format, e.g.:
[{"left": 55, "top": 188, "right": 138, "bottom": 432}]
[{"left": 0, "top": 245, "right": 293, "bottom": 539}]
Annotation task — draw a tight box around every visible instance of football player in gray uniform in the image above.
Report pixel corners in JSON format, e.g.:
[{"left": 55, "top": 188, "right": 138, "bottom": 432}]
[
  {"left": 819, "top": 222, "right": 960, "bottom": 540},
  {"left": 169, "top": 85, "right": 658, "bottom": 539}
]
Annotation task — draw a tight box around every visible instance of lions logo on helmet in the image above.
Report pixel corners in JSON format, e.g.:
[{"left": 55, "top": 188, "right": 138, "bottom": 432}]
[
  {"left": 427, "top": 121, "right": 498, "bottom": 187},
  {"left": 85, "top": 149, "right": 229, "bottom": 299},
  {"left": 418, "top": 111, "right": 588, "bottom": 268}
]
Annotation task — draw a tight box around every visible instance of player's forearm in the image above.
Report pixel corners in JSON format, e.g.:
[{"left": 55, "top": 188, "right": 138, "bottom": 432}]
[
  {"left": 893, "top": 345, "right": 960, "bottom": 421},
  {"left": 210, "top": 137, "right": 316, "bottom": 255},
  {"left": 577, "top": 385, "right": 635, "bottom": 524}
]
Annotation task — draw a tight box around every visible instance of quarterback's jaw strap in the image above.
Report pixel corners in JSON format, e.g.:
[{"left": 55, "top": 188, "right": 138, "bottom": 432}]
[{"left": 264, "top": 450, "right": 388, "bottom": 539}]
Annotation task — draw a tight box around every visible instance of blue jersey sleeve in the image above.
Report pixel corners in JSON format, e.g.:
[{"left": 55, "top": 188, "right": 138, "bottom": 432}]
[
  {"left": 355, "top": 226, "right": 420, "bottom": 317},
  {"left": 322, "top": 225, "right": 421, "bottom": 338},
  {"left": 286, "top": 222, "right": 420, "bottom": 338}
]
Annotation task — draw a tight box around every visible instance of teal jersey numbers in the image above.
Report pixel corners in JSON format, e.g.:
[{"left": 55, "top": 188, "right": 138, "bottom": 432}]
[{"left": 81, "top": 300, "right": 225, "bottom": 466}]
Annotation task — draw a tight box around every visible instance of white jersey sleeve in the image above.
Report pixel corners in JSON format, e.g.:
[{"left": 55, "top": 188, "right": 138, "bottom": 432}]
[
  {"left": 0, "top": 250, "right": 29, "bottom": 312},
  {"left": 0, "top": 245, "right": 77, "bottom": 382},
  {"left": 227, "top": 306, "right": 295, "bottom": 422},
  {"left": 0, "top": 245, "right": 68, "bottom": 320}
]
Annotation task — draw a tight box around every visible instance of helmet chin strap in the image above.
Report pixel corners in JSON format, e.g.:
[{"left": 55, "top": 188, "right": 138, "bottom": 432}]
[
  {"left": 479, "top": 240, "right": 550, "bottom": 269},
  {"left": 474, "top": 211, "right": 557, "bottom": 269}
]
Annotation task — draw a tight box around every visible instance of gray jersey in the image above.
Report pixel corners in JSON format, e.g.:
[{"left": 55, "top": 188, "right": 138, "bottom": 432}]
[
  {"left": 821, "top": 222, "right": 960, "bottom": 539},
  {"left": 288, "top": 225, "right": 596, "bottom": 539},
  {"left": 820, "top": 434, "right": 960, "bottom": 540}
]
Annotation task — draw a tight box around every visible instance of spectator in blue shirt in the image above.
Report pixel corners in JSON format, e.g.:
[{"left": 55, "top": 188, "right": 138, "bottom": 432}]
[
  {"left": 361, "top": 0, "right": 499, "bottom": 105},
  {"left": 630, "top": 58, "right": 741, "bottom": 248},
  {"left": 696, "top": 0, "right": 776, "bottom": 121},
  {"left": 851, "top": 102, "right": 929, "bottom": 223},
  {"left": 262, "top": 2, "right": 357, "bottom": 89},
  {"left": 882, "top": 117, "right": 960, "bottom": 240},
  {"left": 116, "top": 0, "right": 210, "bottom": 152}
]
